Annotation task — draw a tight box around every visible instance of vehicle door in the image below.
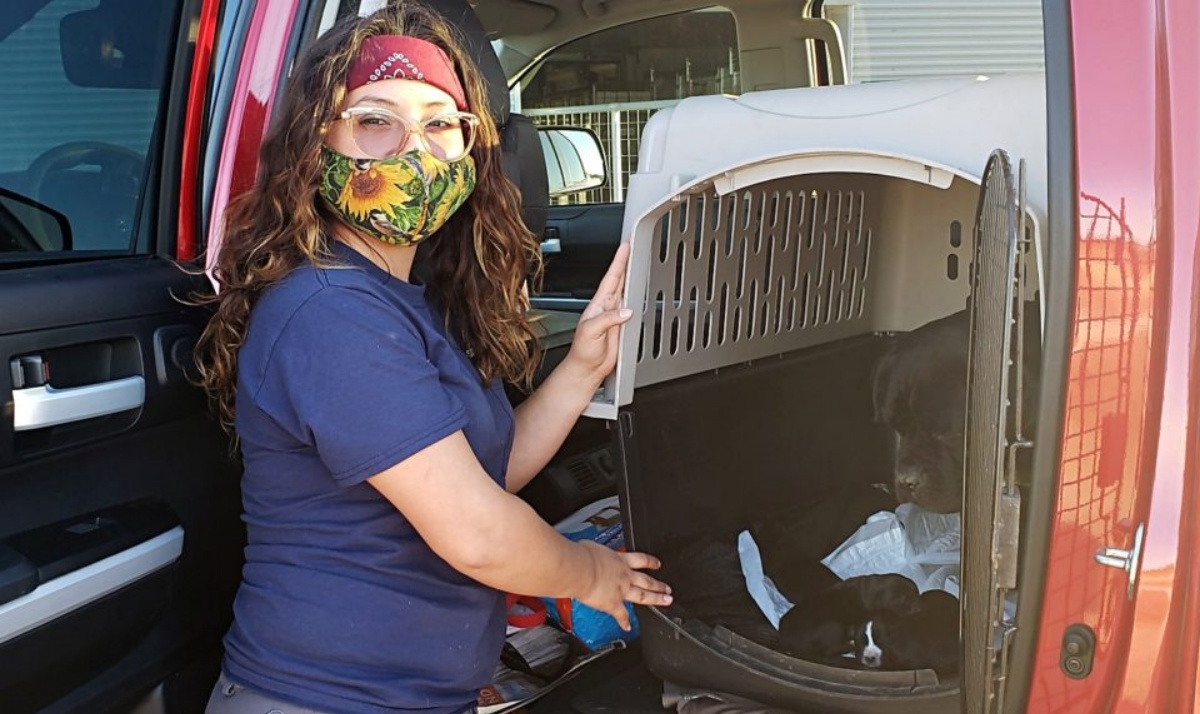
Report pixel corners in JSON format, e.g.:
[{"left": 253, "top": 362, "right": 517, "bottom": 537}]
[
  {"left": 1018, "top": 0, "right": 1200, "bottom": 712},
  {"left": 0, "top": 0, "right": 248, "bottom": 711}
]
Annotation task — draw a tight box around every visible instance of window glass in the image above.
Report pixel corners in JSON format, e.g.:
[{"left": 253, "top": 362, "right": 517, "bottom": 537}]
[
  {"left": 519, "top": 8, "right": 739, "bottom": 205},
  {"left": 0, "top": 0, "right": 178, "bottom": 257},
  {"left": 824, "top": 0, "right": 1044, "bottom": 84}
]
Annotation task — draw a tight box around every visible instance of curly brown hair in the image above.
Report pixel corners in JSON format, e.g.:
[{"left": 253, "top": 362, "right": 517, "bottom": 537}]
[{"left": 193, "top": 1, "right": 543, "bottom": 432}]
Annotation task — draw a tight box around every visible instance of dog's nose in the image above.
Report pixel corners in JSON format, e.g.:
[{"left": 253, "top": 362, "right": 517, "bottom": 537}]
[{"left": 862, "top": 653, "right": 881, "bottom": 668}]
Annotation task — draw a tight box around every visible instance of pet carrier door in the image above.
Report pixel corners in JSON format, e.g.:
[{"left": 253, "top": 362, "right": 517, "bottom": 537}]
[{"left": 961, "top": 150, "right": 1033, "bottom": 714}]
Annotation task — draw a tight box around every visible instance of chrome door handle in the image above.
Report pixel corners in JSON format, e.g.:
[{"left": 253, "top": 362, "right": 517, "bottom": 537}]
[
  {"left": 13, "top": 376, "right": 145, "bottom": 431},
  {"left": 540, "top": 238, "right": 562, "bottom": 254}
]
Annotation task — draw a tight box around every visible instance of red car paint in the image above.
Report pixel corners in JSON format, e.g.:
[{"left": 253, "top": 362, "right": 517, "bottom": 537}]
[
  {"left": 204, "top": 0, "right": 299, "bottom": 271},
  {"left": 177, "top": 0, "right": 221, "bottom": 262},
  {"left": 1027, "top": 0, "right": 1199, "bottom": 711}
]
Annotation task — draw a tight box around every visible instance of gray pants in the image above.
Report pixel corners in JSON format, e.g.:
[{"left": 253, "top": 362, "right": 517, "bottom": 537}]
[
  {"left": 205, "top": 671, "right": 480, "bottom": 714},
  {"left": 205, "top": 672, "right": 333, "bottom": 714}
]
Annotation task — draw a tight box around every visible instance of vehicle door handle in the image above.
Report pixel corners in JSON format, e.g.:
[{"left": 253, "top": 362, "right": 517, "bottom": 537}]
[
  {"left": 12, "top": 376, "right": 145, "bottom": 431},
  {"left": 540, "top": 238, "right": 562, "bottom": 254}
]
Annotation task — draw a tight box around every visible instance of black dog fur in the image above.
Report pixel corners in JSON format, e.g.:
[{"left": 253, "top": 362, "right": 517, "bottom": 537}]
[
  {"left": 777, "top": 573, "right": 920, "bottom": 665},
  {"left": 779, "top": 573, "right": 959, "bottom": 677},
  {"left": 871, "top": 310, "right": 972, "bottom": 513},
  {"left": 853, "top": 589, "right": 960, "bottom": 677},
  {"left": 872, "top": 307, "right": 1041, "bottom": 513}
]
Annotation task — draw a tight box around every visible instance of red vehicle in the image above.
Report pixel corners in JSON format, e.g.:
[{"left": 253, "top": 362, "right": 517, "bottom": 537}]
[{"left": 0, "top": 1, "right": 1194, "bottom": 713}]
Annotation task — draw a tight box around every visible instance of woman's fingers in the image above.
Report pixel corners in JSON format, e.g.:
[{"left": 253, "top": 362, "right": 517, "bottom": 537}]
[
  {"left": 609, "top": 247, "right": 627, "bottom": 302},
  {"left": 596, "top": 242, "right": 630, "bottom": 297},
  {"left": 580, "top": 305, "right": 633, "bottom": 340},
  {"left": 572, "top": 304, "right": 632, "bottom": 376},
  {"left": 628, "top": 583, "right": 672, "bottom": 608},
  {"left": 609, "top": 604, "right": 632, "bottom": 632},
  {"left": 582, "top": 291, "right": 621, "bottom": 321},
  {"left": 621, "top": 552, "right": 672, "bottom": 607},
  {"left": 576, "top": 542, "right": 671, "bottom": 631},
  {"left": 627, "top": 566, "right": 672, "bottom": 607},
  {"left": 582, "top": 243, "right": 631, "bottom": 320},
  {"left": 631, "top": 571, "right": 671, "bottom": 595},
  {"left": 629, "top": 587, "right": 673, "bottom": 607},
  {"left": 619, "top": 550, "right": 661, "bottom": 571}
]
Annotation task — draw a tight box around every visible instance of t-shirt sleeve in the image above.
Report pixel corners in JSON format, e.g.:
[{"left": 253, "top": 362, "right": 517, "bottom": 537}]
[{"left": 248, "top": 287, "right": 468, "bottom": 485}]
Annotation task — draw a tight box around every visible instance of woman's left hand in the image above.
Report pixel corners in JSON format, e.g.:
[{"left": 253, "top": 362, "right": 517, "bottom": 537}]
[{"left": 562, "top": 242, "right": 633, "bottom": 387}]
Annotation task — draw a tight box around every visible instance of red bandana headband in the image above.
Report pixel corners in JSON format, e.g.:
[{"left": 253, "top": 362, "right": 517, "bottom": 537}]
[{"left": 346, "top": 35, "right": 468, "bottom": 111}]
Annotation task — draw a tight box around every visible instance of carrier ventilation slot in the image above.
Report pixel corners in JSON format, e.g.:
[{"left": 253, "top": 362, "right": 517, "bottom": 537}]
[{"left": 633, "top": 177, "right": 875, "bottom": 389}]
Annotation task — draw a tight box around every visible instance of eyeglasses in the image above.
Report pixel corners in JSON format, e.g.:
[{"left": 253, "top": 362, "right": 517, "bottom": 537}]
[{"left": 337, "top": 106, "right": 480, "bottom": 162}]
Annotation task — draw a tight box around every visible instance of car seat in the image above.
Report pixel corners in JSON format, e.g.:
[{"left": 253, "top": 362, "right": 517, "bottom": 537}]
[{"left": 426, "top": 0, "right": 549, "bottom": 238}]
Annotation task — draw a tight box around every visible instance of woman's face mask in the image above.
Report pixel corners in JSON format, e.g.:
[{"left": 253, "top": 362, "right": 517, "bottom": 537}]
[{"left": 319, "top": 145, "right": 476, "bottom": 245}]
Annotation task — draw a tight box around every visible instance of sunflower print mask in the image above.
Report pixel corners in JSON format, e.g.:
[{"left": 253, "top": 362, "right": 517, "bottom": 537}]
[{"left": 319, "top": 145, "right": 477, "bottom": 245}]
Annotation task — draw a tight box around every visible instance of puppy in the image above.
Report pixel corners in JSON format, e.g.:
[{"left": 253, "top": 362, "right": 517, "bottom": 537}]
[
  {"left": 853, "top": 590, "right": 959, "bottom": 678},
  {"left": 778, "top": 573, "right": 919, "bottom": 664},
  {"left": 852, "top": 618, "right": 887, "bottom": 669}
]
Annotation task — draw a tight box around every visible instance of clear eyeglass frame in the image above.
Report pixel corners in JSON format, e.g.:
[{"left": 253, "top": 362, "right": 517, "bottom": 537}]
[{"left": 337, "top": 106, "right": 481, "bottom": 162}]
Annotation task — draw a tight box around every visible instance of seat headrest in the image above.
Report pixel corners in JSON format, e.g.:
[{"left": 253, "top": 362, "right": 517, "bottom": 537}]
[
  {"left": 424, "top": 0, "right": 547, "bottom": 238},
  {"left": 424, "top": 0, "right": 510, "bottom": 125}
]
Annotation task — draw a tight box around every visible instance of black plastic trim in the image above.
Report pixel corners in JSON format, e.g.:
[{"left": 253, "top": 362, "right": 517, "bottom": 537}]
[
  {"left": 3, "top": 500, "right": 179, "bottom": 584},
  {"left": 152, "top": 0, "right": 199, "bottom": 260},
  {"left": 0, "top": 544, "right": 37, "bottom": 606},
  {"left": 1002, "top": 1, "right": 1078, "bottom": 712},
  {"left": 0, "top": 258, "right": 202, "bottom": 338},
  {"left": 0, "top": 564, "right": 177, "bottom": 714},
  {"left": 276, "top": 0, "right": 329, "bottom": 117}
]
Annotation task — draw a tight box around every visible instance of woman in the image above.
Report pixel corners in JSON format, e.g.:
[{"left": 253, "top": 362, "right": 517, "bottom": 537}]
[{"left": 194, "top": 3, "right": 670, "bottom": 713}]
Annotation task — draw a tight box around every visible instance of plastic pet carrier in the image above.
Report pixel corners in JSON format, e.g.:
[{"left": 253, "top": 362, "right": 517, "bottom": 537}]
[{"left": 583, "top": 74, "right": 1046, "bottom": 713}]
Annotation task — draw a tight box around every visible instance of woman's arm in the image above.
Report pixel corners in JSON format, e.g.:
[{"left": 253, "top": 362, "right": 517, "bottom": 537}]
[
  {"left": 368, "top": 429, "right": 670, "bottom": 629},
  {"left": 505, "top": 244, "right": 631, "bottom": 492}
]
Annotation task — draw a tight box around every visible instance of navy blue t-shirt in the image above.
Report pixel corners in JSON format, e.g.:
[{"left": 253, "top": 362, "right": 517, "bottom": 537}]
[{"left": 222, "top": 243, "right": 514, "bottom": 714}]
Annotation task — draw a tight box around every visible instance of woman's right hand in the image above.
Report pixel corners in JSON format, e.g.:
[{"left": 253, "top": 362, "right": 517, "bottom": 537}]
[
  {"left": 366, "top": 429, "right": 672, "bottom": 624},
  {"left": 574, "top": 541, "right": 672, "bottom": 631}
]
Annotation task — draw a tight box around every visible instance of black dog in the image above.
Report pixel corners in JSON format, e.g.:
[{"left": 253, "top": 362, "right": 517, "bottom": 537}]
[
  {"left": 871, "top": 310, "right": 971, "bottom": 513},
  {"left": 777, "top": 572, "right": 920, "bottom": 665},
  {"left": 853, "top": 589, "right": 959, "bottom": 678},
  {"left": 871, "top": 308, "right": 1041, "bottom": 513}
]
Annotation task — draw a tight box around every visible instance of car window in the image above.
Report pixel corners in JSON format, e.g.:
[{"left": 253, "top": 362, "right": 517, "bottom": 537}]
[
  {"left": 0, "top": 0, "right": 179, "bottom": 258},
  {"left": 825, "top": 0, "right": 1045, "bottom": 84},
  {"left": 518, "top": 8, "right": 740, "bottom": 206},
  {"left": 516, "top": 2, "right": 1044, "bottom": 207}
]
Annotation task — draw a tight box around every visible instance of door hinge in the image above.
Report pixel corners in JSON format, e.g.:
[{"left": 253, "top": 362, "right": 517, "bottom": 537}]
[
  {"left": 995, "top": 491, "right": 1021, "bottom": 590},
  {"left": 1094, "top": 522, "right": 1145, "bottom": 599}
]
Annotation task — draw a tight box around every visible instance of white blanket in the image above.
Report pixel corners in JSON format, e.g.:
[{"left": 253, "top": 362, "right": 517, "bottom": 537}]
[
  {"left": 819, "top": 503, "right": 961, "bottom": 594},
  {"left": 738, "top": 503, "right": 965, "bottom": 629}
]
